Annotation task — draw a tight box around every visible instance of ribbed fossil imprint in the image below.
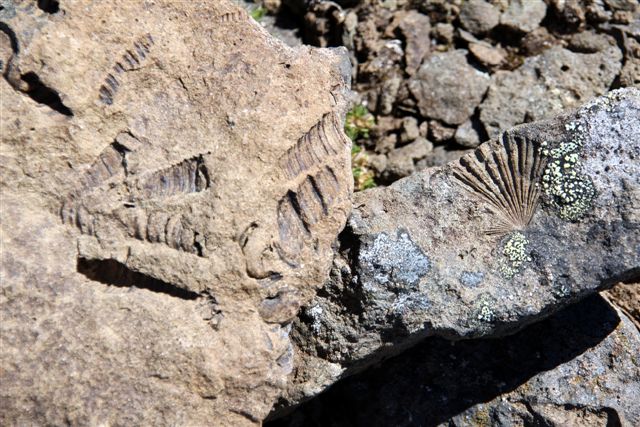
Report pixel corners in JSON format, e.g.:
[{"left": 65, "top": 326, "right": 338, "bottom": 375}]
[
  {"left": 276, "top": 113, "right": 351, "bottom": 265},
  {"left": 452, "top": 133, "right": 547, "bottom": 236}
]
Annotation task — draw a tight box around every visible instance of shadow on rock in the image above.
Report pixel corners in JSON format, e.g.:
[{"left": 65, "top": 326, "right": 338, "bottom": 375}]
[{"left": 268, "top": 295, "right": 622, "bottom": 426}]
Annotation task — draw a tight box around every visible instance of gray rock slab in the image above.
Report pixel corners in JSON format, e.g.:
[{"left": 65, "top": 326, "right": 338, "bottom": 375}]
[
  {"left": 480, "top": 45, "right": 622, "bottom": 139},
  {"left": 269, "top": 295, "right": 640, "bottom": 426},
  {"left": 280, "top": 88, "right": 640, "bottom": 407}
]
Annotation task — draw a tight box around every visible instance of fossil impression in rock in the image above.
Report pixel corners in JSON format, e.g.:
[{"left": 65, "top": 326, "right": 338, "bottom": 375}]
[
  {"left": 0, "top": 0, "right": 352, "bottom": 425},
  {"left": 452, "top": 133, "right": 547, "bottom": 236}
]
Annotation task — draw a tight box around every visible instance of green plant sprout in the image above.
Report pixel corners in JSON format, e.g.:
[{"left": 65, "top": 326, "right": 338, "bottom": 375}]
[{"left": 346, "top": 105, "right": 377, "bottom": 191}]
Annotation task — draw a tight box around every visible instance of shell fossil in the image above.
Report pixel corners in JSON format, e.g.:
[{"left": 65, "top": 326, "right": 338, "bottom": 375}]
[{"left": 452, "top": 133, "right": 547, "bottom": 236}]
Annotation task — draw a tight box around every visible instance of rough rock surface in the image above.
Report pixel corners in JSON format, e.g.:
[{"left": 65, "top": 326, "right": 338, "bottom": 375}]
[
  {"left": 500, "top": 0, "right": 548, "bottom": 34},
  {"left": 0, "top": 1, "right": 352, "bottom": 425},
  {"left": 278, "top": 88, "right": 640, "bottom": 408},
  {"left": 409, "top": 49, "right": 490, "bottom": 125},
  {"left": 269, "top": 295, "right": 640, "bottom": 426},
  {"left": 459, "top": 0, "right": 500, "bottom": 36},
  {"left": 480, "top": 44, "right": 622, "bottom": 138}
]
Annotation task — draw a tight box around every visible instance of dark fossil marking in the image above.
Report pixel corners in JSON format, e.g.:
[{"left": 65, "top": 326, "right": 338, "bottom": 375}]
[
  {"left": 60, "top": 132, "right": 211, "bottom": 257},
  {"left": 98, "top": 33, "right": 154, "bottom": 105},
  {"left": 452, "top": 133, "right": 547, "bottom": 236},
  {"left": 218, "top": 10, "right": 247, "bottom": 23},
  {"left": 276, "top": 113, "right": 349, "bottom": 265},
  {"left": 279, "top": 113, "right": 349, "bottom": 180}
]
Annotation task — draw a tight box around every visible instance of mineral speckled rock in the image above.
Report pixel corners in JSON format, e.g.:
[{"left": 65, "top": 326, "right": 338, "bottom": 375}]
[
  {"left": 480, "top": 45, "right": 622, "bottom": 139},
  {"left": 0, "top": 1, "right": 352, "bottom": 425},
  {"left": 278, "top": 88, "right": 640, "bottom": 408},
  {"left": 269, "top": 295, "right": 640, "bottom": 426},
  {"left": 409, "top": 49, "right": 490, "bottom": 126}
]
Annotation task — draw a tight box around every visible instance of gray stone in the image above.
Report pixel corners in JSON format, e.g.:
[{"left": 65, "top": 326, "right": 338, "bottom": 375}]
[
  {"left": 459, "top": 0, "right": 500, "bottom": 36},
  {"left": 469, "top": 42, "right": 506, "bottom": 67},
  {"left": 383, "top": 138, "right": 434, "bottom": 182},
  {"left": 279, "top": 88, "right": 640, "bottom": 407},
  {"left": 400, "top": 116, "right": 420, "bottom": 143},
  {"left": 480, "top": 46, "right": 622, "bottom": 139},
  {"left": 500, "top": 0, "right": 548, "bottom": 33},
  {"left": 271, "top": 295, "right": 640, "bottom": 426},
  {"left": 398, "top": 10, "right": 431, "bottom": 76},
  {"left": 409, "top": 50, "right": 490, "bottom": 125},
  {"left": 454, "top": 119, "right": 482, "bottom": 147}
]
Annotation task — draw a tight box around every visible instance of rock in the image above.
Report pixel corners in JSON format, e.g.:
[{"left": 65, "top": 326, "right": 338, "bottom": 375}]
[
  {"left": 480, "top": 46, "right": 622, "bottom": 139},
  {"left": 397, "top": 10, "right": 431, "bottom": 76},
  {"left": 604, "top": 0, "right": 638, "bottom": 11},
  {"left": 399, "top": 116, "right": 420, "bottom": 143},
  {"left": 429, "top": 119, "right": 457, "bottom": 142},
  {"left": 459, "top": 0, "right": 500, "bottom": 36},
  {"left": 278, "top": 88, "right": 640, "bottom": 408},
  {"left": 568, "top": 31, "right": 616, "bottom": 53},
  {"left": 500, "top": 0, "right": 548, "bottom": 33},
  {"left": 416, "top": 145, "right": 470, "bottom": 169},
  {"left": 409, "top": 49, "right": 490, "bottom": 125},
  {"left": 432, "top": 22, "right": 455, "bottom": 45},
  {"left": 469, "top": 42, "right": 506, "bottom": 67},
  {"left": 269, "top": 295, "right": 640, "bottom": 426},
  {"left": 550, "top": 0, "right": 587, "bottom": 31},
  {"left": 521, "top": 27, "right": 558, "bottom": 56},
  {"left": 454, "top": 119, "right": 482, "bottom": 147},
  {"left": 383, "top": 137, "right": 434, "bottom": 180},
  {"left": 0, "top": 1, "right": 352, "bottom": 425},
  {"left": 620, "top": 58, "right": 640, "bottom": 87}
]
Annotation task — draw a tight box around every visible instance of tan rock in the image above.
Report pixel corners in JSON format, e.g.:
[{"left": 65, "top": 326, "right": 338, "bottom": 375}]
[{"left": 0, "top": 1, "right": 352, "bottom": 425}]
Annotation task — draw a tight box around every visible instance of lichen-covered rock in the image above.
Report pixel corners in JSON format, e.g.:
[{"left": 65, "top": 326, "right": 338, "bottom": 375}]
[
  {"left": 480, "top": 45, "right": 622, "bottom": 138},
  {"left": 409, "top": 49, "right": 490, "bottom": 125},
  {"left": 277, "top": 88, "right": 640, "bottom": 408},
  {"left": 0, "top": 1, "right": 352, "bottom": 425},
  {"left": 270, "top": 295, "right": 640, "bottom": 426}
]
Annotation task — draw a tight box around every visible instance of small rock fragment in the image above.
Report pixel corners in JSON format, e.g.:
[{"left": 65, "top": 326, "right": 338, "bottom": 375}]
[
  {"left": 398, "top": 11, "right": 431, "bottom": 75},
  {"left": 568, "top": 31, "right": 615, "bottom": 53},
  {"left": 432, "top": 22, "right": 455, "bottom": 45},
  {"left": 429, "top": 120, "right": 457, "bottom": 142},
  {"left": 454, "top": 119, "right": 482, "bottom": 147},
  {"left": 521, "top": 27, "right": 557, "bottom": 56},
  {"left": 459, "top": 0, "right": 501, "bottom": 36},
  {"left": 400, "top": 116, "right": 420, "bottom": 143},
  {"left": 409, "top": 49, "right": 490, "bottom": 125},
  {"left": 384, "top": 137, "right": 433, "bottom": 180},
  {"left": 500, "top": 0, "right": 548, "bottom": 33},
  {"left": 469, "top": 42, "right": 506, "bottom": 67}
]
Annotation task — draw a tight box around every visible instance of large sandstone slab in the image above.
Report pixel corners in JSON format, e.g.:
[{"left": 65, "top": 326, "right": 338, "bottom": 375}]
[
  {"left": 280, "top": 88, "right": 640, "bottom": 407},
  {"left": 0, "top": 1, "right": 352, "bottom": 425}
]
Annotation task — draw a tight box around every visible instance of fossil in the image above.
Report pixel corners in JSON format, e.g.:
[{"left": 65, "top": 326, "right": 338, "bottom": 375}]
[
  {"left": 452, "top": 133, "right": 547, "bottom": 236},
  {"left": 98, "top": 34, "right": 154, "bottom": 105}
]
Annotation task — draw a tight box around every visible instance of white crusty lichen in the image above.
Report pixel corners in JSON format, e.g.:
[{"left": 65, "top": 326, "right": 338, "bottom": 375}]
[
  {"left": 499, "top": 231, "right": 531, "bottom": 279},
  {"left": 540, "top": 123, "right": 596, "bottom": 221}
]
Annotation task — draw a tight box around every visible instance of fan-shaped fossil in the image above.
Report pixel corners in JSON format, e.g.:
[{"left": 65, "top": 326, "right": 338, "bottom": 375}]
[{"left": 452, "top": 133, "right": 547, "bottom": 236}]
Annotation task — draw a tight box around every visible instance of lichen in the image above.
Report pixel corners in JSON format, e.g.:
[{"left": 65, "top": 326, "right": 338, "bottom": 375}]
[
  {"left": 499, "top": 231, "right": 531, "bottom": 279},
  {"left": 475, "top": 294, "right": 497, "bottom": 323},
  {"left": 540, "top": 126, "right": 596, "bottom": 221}
]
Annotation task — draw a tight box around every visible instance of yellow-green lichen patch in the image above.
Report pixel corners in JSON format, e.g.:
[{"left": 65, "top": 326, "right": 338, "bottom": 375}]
[
  {"left": 499, "top": 231, "right": 531, "bottom": 279},
  {"left": 540, "top": 130, "right": 596, "bottom": 221}
]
